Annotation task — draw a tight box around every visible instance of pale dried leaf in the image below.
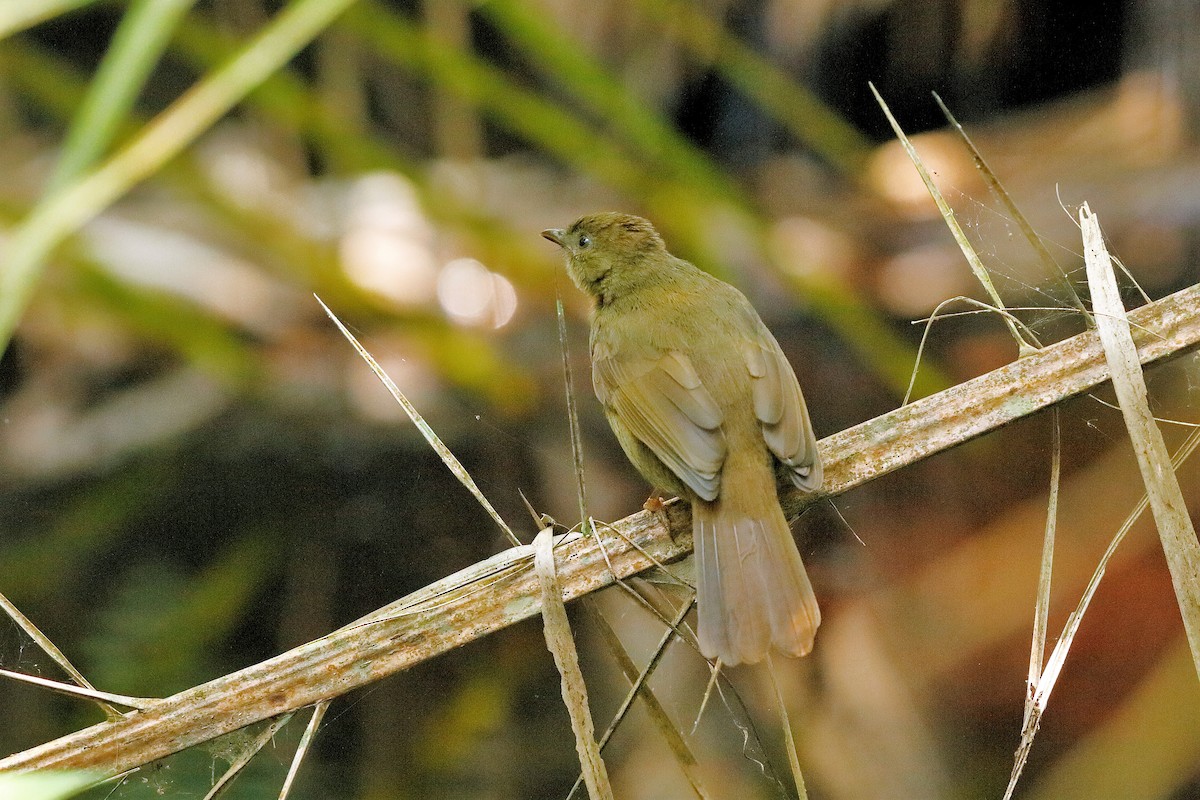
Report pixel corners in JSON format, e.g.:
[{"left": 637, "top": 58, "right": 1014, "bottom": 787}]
[{"left": 534, "top": 529, "right": 613, "bottom": 800}]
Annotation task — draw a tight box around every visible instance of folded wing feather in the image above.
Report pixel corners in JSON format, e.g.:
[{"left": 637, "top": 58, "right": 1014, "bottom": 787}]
[
  {"left": 742, "top": 321, "right": 822, "bottom": 491},
  {"left": 593, "top": 349, "right": 725, "bottom": 501}
]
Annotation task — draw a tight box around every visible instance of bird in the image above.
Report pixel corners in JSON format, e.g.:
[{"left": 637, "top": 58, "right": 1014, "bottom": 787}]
[{"left": 542, "top": 212, "right": 822, "bottom": 666}]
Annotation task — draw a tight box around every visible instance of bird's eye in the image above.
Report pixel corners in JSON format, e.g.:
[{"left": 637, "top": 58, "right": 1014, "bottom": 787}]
[{"left": 577, "top": 234, "right": 591, "bottom": 249}]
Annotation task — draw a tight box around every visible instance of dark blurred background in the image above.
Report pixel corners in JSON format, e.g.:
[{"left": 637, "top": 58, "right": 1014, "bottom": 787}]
[{"left": 3, "top": 0, "right": 1200, "bottom": 798}]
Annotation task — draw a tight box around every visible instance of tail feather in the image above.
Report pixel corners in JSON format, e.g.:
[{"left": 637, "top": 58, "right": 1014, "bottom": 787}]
[{"left": 694, "top": 501, "right": 819, "bottom": 665}]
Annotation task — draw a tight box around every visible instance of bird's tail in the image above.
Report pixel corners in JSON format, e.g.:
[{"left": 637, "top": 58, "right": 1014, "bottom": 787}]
[{"left": 693, "top": 474, "right": 819, "bottom": 666}]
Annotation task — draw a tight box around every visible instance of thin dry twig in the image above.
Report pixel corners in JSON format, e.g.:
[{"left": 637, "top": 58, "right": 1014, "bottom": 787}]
[
  {"left": 904, "top": 296, "right": 1045, "bottom": 405},
  {"left": 278, "top": 702, "right": 326, "bottom": 800},
  {"left": 0, "top": 593, "right": 123, "bottom": 720},
  {"left": 932, "top": 91, "right": 1090, "bottom": 322},
  {"left": 869, "top": 82, "right": 1038, "bottom": 356},
  {"left": 693, "top": 665, "right": 722, "bottom": 734},
  {"left": 1087, "top": 394, "right": 1200, "bottom": 428},
  {"left": 767, "top": 656, "right": 809, "bottom": 800},
  {"left": 557, "top": 295, "right": 592, "bottom": 537},
  {"left": 0, "top": 669, "right": 154, "bottom": 711},
  {"left": 314, "top": 295, "right": 521, "bottom": 547},
  {"left": 201, "top": 714, "right": 293, "bottom": 800},
  {"left": 567, "top": 598, "right": 697, "bottom": 800},
  {"left": 579, "top": 600, "right": 711, "bottom": 800}
]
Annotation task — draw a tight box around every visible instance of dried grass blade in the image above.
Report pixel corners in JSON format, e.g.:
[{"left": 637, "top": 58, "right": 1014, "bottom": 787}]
[
  {"left": 1022, "top": 640, "right": 1200, "bottom": 800},
  {"left": 868, "top": 82, "right": 1036, "bottom": 355},
  {"left": 767, "top": 656, "right": 809, "bottom": 800},
  {"left": 278, "top": 702, "right": 327, "bottom": 799},
  {"left": 1081, "top": 205, "right": 1200, "bottom": 677},
  {"left": 201, "top": 713, "right": 293, "bottom": 800},
  {"left": 0, "top": 668, "right": 154, "bottom": 711},
  {"left": 571, "top": 599, "right": 706, "bottom": 799},
  {"left": 315, "top": 295, "right": 520, "bottom": 547},
  {"left": 1003, "top": 410, "right": 1063, "bottom": 800},
  {"left": 1005, "top": 426, "right": 1200, "bottom": 800},
  {"left": 557, "top": 296, "right": 592, "bottom": 536},
  {"left": 1025, "top": 408, "right": 1062, "bottom": 726},
  {"left": 0, "top": 592, "right": 122, "bottom": 719},
  {"left": 534, "top": 529, "right": 613, "bottom": 800},
  {"left": 932, "top": 92, "right": 1089, "bottom": 320}
]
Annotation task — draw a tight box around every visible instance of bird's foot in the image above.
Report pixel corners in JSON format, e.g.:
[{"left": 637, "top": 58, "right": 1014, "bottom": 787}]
[{"left": 643, "top": 493, "right": 666, "bottom": 513}]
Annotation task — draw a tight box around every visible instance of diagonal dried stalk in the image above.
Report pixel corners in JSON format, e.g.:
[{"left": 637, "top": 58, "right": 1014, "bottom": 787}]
[
  {"left": 201, "top": 713, "right": 293, "bottom": 800},
  {"left": 4, "top": 282, "right": 1200, "bottom": 777},
  {"left": 931, "top": 92, "right": 1090, "bottom": 322},
  {"left": 1024, "top": 408, "right": 1062, "bottom": 732},
  {"left": 1002, "top": 208, "right": 1200, "bottom": 800},
  {"left": 767, "top": 656, "right": 809, "bottom": 800},
  {"left": 1080, "top": 208, "right": 1200, "bottom": 674},
  {"left": 869, "top": 83, "right": 1038, "bottom": 356},
  {"left": 278, "top": 703, "right": 325, "bottom": 800},
  {"left": 0, "top": 594, "right": 124, "bottom": 720},
  {"left": 0, "top": 669, "right": 152, "bottom": 712},
  {"left": 316, "top": 295, "right": 521, "bottom": 547},
  {"left": 579, "top": 599, "right": 710, "bottom": 800}
]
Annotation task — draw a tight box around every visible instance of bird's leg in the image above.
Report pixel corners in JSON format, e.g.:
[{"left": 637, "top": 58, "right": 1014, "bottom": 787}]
[{"left": 643, "top": 490, "right": 667, "bottom": 513}]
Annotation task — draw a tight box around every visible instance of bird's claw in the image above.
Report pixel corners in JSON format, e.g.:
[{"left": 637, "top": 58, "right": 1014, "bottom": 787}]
[{"left": 643, "top": 493, "right": 666, "bottom": 513}]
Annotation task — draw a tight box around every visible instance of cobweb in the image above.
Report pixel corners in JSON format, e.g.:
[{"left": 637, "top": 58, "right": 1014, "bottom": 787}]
[
  {"left": 0, "top": 615, "right": 40, "bottom": 678},
  {"left": 943, "top": 180, "right": 1092, "bottom": 340},
  {"left": 910, "top": 169, "right": 1200, "bottom": 442}
]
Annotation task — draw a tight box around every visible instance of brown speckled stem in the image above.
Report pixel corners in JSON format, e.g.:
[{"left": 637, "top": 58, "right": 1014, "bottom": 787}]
[{"left": 4, "top": 283, "right": 1200, "bottom": 776}]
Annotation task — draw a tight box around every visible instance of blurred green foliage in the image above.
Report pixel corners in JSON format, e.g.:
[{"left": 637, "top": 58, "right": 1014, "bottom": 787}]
[{"left": 2, "top": 1, "right": 1197, "bottom": 799}]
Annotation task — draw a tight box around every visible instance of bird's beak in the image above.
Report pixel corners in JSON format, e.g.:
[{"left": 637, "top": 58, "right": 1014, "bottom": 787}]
[{"left": 541, "top": 228, "right": 566, "bottom": 247}]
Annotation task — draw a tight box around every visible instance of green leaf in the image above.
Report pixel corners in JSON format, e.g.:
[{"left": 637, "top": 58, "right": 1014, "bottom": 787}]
[{"left": 0, "top": 772, "right": 100, "bottom": 800}]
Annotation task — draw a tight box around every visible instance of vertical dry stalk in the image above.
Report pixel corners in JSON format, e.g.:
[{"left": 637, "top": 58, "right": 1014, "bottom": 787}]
[{"left": 1081, "top": 206, "right": 1200, "bottom": 675}]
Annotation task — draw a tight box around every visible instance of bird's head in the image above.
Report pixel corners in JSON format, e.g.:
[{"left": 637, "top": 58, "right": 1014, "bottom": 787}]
[{"left": 542, "top": 212, "right": 668, "bottom": 304}]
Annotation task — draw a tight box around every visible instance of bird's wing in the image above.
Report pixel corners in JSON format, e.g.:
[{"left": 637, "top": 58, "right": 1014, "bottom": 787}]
[
  {"left": 594, "top": 348, "right": 726, "bottom": 501},
  {"left": 741, "top": 321, "right": 823, "bottom": 491}
]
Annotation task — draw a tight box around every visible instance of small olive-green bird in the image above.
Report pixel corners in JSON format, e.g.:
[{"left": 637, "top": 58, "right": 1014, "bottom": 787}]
[{"left": 543, "top": 212, "right": 822, "bottom": 666}]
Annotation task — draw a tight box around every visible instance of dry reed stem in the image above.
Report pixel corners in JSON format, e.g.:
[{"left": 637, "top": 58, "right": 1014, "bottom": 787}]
[
  {"left": 1080, "top": 207, "right": 1200, "bottom": 671},
  {"left": 535, "top": 529, "right": 613, "bottom": 799},
  {"left": 4, "top": 281, "right": 1200, "bottom": 777}
]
